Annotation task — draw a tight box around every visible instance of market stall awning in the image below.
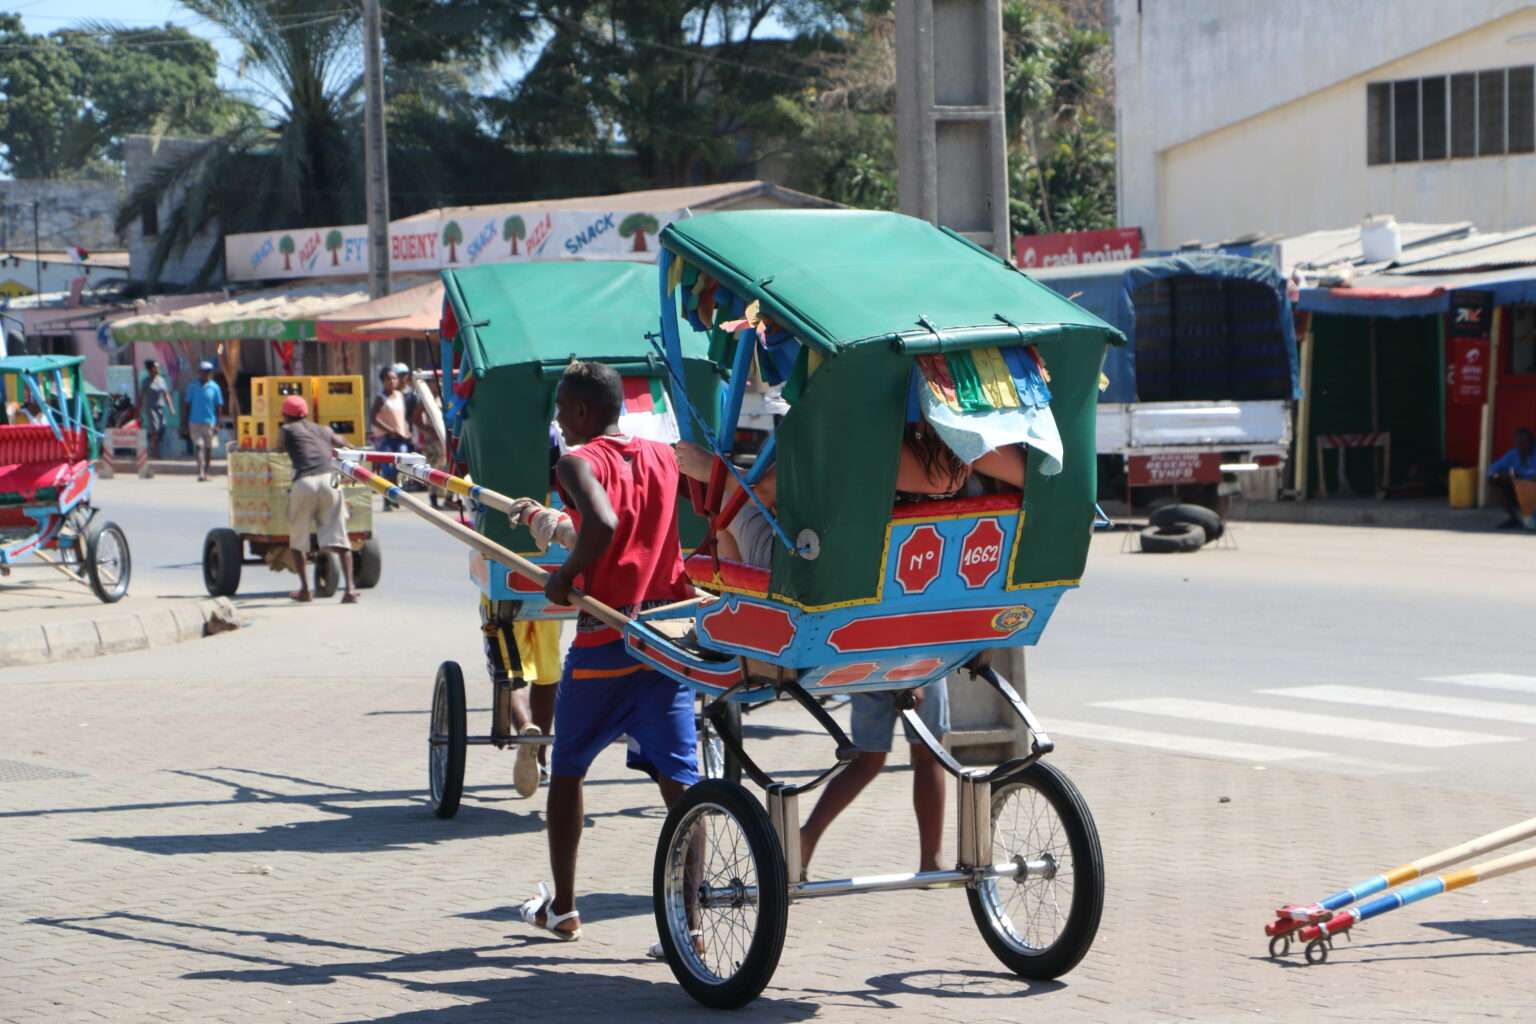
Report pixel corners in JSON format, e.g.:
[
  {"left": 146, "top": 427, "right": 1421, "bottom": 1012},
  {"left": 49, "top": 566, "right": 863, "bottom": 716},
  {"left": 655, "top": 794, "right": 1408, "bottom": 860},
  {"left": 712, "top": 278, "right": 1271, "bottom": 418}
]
[
  {"left": 109, "top": 277, "right": 436, "bottom": 344},
  {"left": 314, "top": 280, "right": 443, "bottom": 341}
]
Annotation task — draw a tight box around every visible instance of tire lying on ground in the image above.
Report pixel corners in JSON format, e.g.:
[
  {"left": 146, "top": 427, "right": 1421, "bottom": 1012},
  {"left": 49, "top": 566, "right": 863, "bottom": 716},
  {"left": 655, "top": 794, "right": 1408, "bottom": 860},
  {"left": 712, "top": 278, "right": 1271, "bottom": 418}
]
[
  {"left": 1139, "top": 522, "right": 1206, "bottom": 553},
  {"left": 1149, "top": 502, "right": 1224, "bottom": 542}
]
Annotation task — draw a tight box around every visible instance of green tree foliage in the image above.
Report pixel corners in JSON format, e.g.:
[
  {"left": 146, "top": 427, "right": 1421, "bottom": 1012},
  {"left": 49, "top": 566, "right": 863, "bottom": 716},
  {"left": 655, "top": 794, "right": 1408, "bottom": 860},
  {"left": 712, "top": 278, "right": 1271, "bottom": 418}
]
[
  {"left": 442, "top": 220, "right": 463, "bottom": 262},
  {"left": 278, "top": 234, "right": 295, "bottom": 270},
  {"left": 0, "top": 15, "right": 234, "bottom": 179},
  {"left": 1001, "top": 0, "right": 1115, "bottom": 237},
  {"left": 503, "top": 215, "right": 526, "bottom": 255},
  {"left": 491, "top": 2, "right": 869, "bottom": 187},
  {"left": 618, "top": 213, "right": 659, "bottom": 252},
  {"left": 325, "top": 228, "right": 344, "bottom": 265}
]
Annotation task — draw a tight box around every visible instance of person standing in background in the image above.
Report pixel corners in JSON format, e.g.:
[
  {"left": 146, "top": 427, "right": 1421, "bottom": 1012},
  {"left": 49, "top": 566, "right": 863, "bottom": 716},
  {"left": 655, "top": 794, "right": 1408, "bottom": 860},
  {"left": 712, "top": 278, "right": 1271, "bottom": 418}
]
[
  {"left": 368, "top": 365, "right": 412, "bottom": 510},
  {"left": 183, "top": 360, "right": 224, "bottom": 481},
  {"left": 136, "top": 359, "right": 173, "bottom": 460}
]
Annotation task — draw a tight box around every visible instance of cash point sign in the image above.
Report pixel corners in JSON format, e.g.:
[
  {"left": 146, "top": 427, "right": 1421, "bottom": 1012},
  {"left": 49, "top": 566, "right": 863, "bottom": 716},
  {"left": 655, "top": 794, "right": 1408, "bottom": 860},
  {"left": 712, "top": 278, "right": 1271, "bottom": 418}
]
[
  {"left": 226, "top": 209, "right": 680, "bottom": 282},
  {"left": 1014, "top": 227, "right": 1141, "bottom": 269}
]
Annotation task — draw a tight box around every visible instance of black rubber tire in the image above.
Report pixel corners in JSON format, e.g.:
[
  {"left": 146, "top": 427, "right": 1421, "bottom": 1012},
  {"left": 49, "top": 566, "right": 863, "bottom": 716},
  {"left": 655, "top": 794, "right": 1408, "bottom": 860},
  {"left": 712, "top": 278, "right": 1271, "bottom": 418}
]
[
  {"left": 202, "top": 528, "right": 243, "bottom": 596},
  {"left": 85, "top": 521, "right": 131, "bottom": 603},
  {"left": 429, "top": 662, "right": 467, "bottom": 818},
  {"left": 353, "top": 536, "right": 382, "bottom": 589},
  {"left": 1138, "top": 523, "right": 1205, "bottom": 553},
  {"left": 653, "top": 779, "right": 788, "bottom": 1009},
  {"left": 312, "top": 550, "right": 341, "bottom": 598},
  {"left": 1150, "top": 502, "right": 1224, "bottom": 542},
  {"left": 968, "top": 761, "right": 1105, "bottom": 980}
]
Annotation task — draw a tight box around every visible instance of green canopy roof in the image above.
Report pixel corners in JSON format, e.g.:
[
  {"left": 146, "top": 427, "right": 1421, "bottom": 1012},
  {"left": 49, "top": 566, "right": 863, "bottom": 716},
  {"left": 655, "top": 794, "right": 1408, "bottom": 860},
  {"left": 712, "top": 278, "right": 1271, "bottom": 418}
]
[
  {"left": 443, "top": 260, "right": 707, "bottom": 377},
  {"left": 661, "top": 210, "right": 1125, "bottom": 354},
  {"left": 0, "top": 354, "right": 85, "bottom": 374}
]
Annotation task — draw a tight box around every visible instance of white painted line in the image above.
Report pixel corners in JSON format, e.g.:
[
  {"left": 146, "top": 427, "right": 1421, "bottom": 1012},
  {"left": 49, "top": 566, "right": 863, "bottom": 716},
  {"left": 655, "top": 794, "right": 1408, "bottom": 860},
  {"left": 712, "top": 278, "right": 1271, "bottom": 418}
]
[
  {"left": 1424, "top": 673, "right": 1536, "bottom": 696},
  {"left": 1091, "top": 698, "right": 1520, "bottom": 748},
  {"left": 1045, "top": 719, "right": 1419, "bottom": 775},
  {"left": 1265, "top": 685, "right": 1536, "bottom": 727}
]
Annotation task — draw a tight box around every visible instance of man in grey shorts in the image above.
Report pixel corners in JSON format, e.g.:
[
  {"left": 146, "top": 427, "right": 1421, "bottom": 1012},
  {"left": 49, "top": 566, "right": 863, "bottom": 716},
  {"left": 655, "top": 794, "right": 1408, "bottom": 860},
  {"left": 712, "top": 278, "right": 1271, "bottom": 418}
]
[
  {"left": 799, "top": 679, "right": 949, "bottom": 877},
  {"left": 279, "top": 395, "right": 357, "bottom": 604}
]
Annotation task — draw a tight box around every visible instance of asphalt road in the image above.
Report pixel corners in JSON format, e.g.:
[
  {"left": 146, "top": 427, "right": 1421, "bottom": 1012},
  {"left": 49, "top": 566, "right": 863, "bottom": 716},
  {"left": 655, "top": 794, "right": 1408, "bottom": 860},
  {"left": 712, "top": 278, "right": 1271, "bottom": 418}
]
[{"left": 13, "top": 475, "right": 1536, "bottom": 797}]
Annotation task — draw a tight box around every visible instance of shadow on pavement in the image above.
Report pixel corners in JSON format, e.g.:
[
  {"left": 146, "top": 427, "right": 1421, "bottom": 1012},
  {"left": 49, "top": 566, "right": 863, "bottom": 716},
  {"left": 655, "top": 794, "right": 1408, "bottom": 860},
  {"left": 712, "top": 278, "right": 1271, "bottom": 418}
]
[
  {"left": 1423, "top": 917, "right": 1536, "bottom": 948},
  {"left": 27, "top": 910, "right": 820, "bottom": 1022},
  {"left": 801, "top": 968, "right": 1063, "bottom": 1009},
  {"left": 457, "top": 890, "right": 651, "bottom": 925}
]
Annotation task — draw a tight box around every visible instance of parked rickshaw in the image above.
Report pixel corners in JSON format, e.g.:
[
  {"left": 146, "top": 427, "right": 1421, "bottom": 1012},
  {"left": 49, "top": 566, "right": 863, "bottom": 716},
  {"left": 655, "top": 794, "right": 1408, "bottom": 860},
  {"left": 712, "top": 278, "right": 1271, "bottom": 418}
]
[
  {"left": 334, "top": 211, "right": 1122, "bottom": 1008},
  {"left": 0, "top": 355, "right": 131, "bottom": 602}
]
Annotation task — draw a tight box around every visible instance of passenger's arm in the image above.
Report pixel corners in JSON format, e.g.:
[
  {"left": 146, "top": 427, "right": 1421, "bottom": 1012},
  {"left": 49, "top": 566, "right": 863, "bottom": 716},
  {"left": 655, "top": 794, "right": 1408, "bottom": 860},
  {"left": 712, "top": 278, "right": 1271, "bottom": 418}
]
[
  {"left": 973, "top": 444, "right": 1027, "bottom": 489},
  {"left": 895, "top": 443, "right": 964, "bottom": 494},
  {"left": 545, "top": 455, "right": 615, "bottom": 605}
]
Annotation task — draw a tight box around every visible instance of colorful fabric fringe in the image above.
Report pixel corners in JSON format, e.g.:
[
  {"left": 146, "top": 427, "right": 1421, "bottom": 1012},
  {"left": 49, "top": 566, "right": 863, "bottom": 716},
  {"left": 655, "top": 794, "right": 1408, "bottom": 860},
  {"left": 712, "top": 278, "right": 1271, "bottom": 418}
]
[
  {"left": 912, "top": 345, "right": 1063, "bottom": 476},
  {"left": 618, "top": 376, "right": 680, "bottom": 444}
]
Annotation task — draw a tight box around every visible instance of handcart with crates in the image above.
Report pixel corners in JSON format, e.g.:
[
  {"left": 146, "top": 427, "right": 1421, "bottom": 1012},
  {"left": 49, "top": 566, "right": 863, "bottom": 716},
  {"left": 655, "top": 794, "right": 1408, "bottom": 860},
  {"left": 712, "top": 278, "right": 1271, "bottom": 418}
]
[{"left": 202, "top": 374, "right": 381, "bottom": 597}]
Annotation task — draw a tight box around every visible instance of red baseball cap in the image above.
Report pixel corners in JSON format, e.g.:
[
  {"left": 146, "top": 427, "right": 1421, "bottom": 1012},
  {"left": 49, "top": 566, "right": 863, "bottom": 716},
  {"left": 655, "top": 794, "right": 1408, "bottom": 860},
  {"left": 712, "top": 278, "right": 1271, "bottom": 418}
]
[{"left": 281, "top": 395, "right": 309, "bottom": 418}]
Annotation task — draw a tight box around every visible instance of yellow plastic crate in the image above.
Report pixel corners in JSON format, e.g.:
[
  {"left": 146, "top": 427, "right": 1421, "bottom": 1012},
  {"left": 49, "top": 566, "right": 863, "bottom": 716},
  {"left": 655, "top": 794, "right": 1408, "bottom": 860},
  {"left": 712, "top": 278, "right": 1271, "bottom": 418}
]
[{"left": 311, "top": 375, "right": 366, "bottom": 447}]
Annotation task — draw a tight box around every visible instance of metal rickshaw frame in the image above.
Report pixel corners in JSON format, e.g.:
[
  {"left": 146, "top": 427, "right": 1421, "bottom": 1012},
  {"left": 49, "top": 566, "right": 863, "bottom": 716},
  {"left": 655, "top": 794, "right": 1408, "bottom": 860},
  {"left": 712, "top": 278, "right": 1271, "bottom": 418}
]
[{"left": 0, "top": 354, "right": 131, "bottom": 603}]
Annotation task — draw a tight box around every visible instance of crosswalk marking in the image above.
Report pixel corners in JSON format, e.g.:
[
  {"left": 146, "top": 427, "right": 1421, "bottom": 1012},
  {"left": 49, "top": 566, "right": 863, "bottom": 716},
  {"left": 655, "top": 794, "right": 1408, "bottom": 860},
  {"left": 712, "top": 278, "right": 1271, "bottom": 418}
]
[
  {"left": 1423, "top": 673, "right": 1536, "bottom": 696},
  {"left": 1043, "top": 719, "right": 1419, "bottom": 775},
  {"left": 1265, "top": 685, "right": 1536, "bottom": 727},
  {"left": 1090, "top": 697, "right": 1521, "bottom": 748}
]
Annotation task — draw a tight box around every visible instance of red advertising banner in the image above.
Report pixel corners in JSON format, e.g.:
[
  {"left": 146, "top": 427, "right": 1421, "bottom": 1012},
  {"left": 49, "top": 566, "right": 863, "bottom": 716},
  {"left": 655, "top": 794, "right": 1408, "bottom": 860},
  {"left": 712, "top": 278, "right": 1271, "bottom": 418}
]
[
  {"left": 1449, "top": 337, "right": 1491, "bottom": 405},
  {"left": 1127, "top": 451, "right": 1224, "bottom": 487},
  {"left": 1014, "top": 227, "right": 1142, "bottom": 269}
]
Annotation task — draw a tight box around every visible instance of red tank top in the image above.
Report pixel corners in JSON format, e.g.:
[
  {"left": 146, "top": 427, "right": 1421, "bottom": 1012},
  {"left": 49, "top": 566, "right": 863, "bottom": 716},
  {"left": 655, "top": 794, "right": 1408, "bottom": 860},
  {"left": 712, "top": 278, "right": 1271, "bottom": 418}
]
[{"left": 558, "top": 434, "right": 691, "bottom": 643}]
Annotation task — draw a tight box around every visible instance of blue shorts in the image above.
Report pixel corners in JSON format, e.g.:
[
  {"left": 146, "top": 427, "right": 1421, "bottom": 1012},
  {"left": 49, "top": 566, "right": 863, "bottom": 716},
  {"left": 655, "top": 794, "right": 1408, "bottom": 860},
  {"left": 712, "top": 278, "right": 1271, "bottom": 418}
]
[
  {"left": 849, "top": 679, "right": 949, "bottom": 754},
  {"left": 551, "top": 641, "right": 699, "bottom": 786}
]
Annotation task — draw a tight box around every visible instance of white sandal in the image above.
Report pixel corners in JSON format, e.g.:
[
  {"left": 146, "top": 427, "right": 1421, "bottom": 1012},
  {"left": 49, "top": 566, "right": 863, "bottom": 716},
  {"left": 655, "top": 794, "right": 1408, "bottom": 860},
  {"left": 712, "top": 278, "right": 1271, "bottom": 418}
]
[
  {"left": 518, "top": 882, "right": 581, "bottom": 941},
  {"left": 648, "top": 930, "right": 704, "bottom": 960}
]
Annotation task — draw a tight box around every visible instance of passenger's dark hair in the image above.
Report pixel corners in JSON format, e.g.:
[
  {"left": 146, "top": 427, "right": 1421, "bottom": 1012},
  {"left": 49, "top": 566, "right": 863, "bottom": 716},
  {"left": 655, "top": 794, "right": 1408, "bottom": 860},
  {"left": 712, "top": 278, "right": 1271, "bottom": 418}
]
[
  {"left": 903, "top": 421, "right": 967, "bottom": 491},
  {"left": 559, "top": 360, "right": 623, "bottom": 420}
]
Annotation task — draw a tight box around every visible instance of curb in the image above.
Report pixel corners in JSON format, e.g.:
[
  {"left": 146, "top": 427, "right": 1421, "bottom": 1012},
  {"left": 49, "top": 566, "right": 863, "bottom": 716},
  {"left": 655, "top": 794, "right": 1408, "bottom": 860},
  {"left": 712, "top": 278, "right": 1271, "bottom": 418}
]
[{"left": 0, "top": 598, "right": 242, "bottom": 669}]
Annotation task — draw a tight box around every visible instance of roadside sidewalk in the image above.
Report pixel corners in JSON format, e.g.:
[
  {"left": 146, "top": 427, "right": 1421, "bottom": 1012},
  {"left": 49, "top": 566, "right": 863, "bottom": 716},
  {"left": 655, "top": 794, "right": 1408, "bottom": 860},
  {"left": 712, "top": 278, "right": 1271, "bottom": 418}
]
[
  {"left": 1230, "top": 495, "right": 1509, "bottom": 532},
  {"left": 0, "top": 583, "right": 238, "bottom": 668}
]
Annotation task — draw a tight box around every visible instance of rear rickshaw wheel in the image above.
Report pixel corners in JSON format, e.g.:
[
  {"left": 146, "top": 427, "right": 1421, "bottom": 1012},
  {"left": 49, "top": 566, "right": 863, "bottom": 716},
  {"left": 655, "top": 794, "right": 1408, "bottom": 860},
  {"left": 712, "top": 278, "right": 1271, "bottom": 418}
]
[
  {"left": 428, "top": 661, "right": 467, "bottom": 818},
  {"left": 202, "top": 528, "right": 243, "bottom": 596},
  {"left": 85, "top": 521, "right": 131, "bottom": 603},
  {"left": 967, "top": 761, "right": 1104, "bottom": 980},
  {"left": 653, "top": 779, "right": 788, "bottom": 1009},
  {"left": 353, "top": 536, "right": 382, "bottom": 589}
]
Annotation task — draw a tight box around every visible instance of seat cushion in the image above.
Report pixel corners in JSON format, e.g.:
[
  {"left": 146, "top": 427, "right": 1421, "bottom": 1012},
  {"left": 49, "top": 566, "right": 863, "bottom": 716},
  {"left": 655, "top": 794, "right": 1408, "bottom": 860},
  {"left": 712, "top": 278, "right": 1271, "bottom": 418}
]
[
  {"left": 684, "top": 553, "right": 771, "bottom": 595},
  {"left": 0, "top": 425, "right": 87, "bottom": 465},
  {"left": 0, "top": 460, "right": 83, "bottom": 503}
]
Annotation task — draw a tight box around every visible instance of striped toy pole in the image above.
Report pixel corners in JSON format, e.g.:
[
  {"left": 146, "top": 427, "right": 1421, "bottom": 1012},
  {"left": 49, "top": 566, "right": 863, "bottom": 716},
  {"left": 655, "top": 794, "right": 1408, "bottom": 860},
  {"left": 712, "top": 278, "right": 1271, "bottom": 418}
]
[
  {"left": 330, "top": 456, "right": 629, "bottom": 633},
  {"left": 1292, "top": 846, "right": 1536, "bottom": 964},
  {"left": 1267, "top": 815, "right": 1536, "bottom": 946},
  {"left": 333, "top": 448, "right": 523, "bottom": 520}
]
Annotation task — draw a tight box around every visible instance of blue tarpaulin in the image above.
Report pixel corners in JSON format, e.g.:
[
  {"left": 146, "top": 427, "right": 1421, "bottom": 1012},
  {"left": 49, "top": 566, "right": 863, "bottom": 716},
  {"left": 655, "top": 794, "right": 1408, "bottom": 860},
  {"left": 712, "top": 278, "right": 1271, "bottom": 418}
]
[
  {"left": 1298, "top": 269, "right": 1536, "bottom": 318},
  {"left": 1028, "top": 254, "right": 1300, "bottom": 403}
]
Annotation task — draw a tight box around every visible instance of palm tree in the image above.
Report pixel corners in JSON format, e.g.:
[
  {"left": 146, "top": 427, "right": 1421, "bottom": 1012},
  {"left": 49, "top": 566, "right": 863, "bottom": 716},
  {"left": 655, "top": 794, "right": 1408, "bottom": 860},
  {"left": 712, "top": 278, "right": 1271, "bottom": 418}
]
[
  {"left": 116, "top": 0, "right": 365, "bottom": 286},
  {"left": 502, "top": 215, "right": 525, "bottom": 256}
]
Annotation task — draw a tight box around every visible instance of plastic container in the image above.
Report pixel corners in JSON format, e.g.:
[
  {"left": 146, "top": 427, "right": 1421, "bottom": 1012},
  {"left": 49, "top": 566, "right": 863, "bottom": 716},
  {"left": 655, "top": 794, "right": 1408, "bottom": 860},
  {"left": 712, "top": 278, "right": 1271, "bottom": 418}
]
[
  {"left": 1361, "top": 215, "right": 1402, "bottom": 263},
  {"left": 1448, "top": 467, "right": 1476, "bottom": 508}
]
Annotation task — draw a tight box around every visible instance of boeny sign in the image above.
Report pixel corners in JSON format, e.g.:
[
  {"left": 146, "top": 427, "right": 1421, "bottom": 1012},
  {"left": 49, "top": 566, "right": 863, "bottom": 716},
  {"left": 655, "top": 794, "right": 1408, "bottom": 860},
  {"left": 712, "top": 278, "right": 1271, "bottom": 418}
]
[{"left": 226, "top": 209, "right": 680, "bottom": 282}]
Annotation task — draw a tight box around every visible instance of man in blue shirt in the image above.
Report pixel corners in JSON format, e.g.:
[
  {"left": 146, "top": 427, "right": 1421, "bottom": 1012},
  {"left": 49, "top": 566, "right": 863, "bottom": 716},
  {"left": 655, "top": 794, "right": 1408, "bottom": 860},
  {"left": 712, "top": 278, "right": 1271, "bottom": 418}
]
[
  {"left": 184, "top": 360, "right": 224, "bottom": 482},
  {"left": 1488, "top": 427, "right": 1536, "bottom": 529}
]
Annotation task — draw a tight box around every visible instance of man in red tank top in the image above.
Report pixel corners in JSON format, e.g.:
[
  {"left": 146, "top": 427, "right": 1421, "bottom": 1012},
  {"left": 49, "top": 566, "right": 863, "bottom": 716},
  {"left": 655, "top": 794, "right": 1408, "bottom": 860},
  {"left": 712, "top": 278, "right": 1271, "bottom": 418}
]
[{"left": 510, "top": 361, "right": 697, "bottom": 943}]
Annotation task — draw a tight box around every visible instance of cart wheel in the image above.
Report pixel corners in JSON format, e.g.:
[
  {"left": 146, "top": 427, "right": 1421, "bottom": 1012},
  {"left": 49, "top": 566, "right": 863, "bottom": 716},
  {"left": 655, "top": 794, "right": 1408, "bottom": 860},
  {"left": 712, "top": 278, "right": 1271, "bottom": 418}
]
[
  {"left": 312, "top": 551, "right": 341, "bottom": 598},
  {"left": 1268, "top": 934, "right": 1292, "bottom": 959},
  {"left": 85, "top": 521, "right": 131, "bottom": 604},
  {"left": 698, "top": 703, "right": 742, "bottom": 783},
  {"left": 202, "top": 528, "right": 243, "bottom": 596},
  {"left": 353, "top": 536, "right": 382, "bottom": 589},
  {"left": 1305, "top": 938, "right": 1330, "bottom": 965},
  {"left": 428, "top": 661, "right": 467, "bottom": 818},
  {"left": 968, "top": 761, "right": 1104, "bottom": 980},
  {"left": 653, "top": 779, "right": 788, "bottom": 1009}
]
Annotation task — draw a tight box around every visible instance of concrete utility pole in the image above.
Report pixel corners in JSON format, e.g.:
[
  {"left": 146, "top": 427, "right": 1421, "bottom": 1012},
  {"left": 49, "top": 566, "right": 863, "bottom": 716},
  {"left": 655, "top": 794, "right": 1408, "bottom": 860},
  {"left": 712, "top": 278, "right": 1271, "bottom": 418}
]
[
  {"left": 895, "top": 0, "right": 1011, "bottom": 260},
  {"left": 362, "top": 0, "right": 393, "bottom": 380}
]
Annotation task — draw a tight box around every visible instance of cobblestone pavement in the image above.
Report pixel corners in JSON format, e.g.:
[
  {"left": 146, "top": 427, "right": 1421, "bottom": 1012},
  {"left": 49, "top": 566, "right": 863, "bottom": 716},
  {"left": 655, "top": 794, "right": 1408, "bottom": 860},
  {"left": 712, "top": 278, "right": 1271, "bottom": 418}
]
[{"left": 3, "top": 655, "right": 1535, "bottom": 1024}]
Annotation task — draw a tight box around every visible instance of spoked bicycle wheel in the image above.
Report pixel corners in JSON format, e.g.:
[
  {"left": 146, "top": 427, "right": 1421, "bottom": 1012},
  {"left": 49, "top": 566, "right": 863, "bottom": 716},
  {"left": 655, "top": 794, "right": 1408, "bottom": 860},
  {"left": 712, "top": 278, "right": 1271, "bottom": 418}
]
[
  {"left": 85, "top": 521, "right": 131, "bottom": 603},
  {"left": 967, "top": 761, "right": 1104, "bottom": 979},
  {"left": 653, "top": 779, "right": 788, "bottom": 1009},
  {"left": 428, "top": 661, "right": 467, "bottom": 818}
]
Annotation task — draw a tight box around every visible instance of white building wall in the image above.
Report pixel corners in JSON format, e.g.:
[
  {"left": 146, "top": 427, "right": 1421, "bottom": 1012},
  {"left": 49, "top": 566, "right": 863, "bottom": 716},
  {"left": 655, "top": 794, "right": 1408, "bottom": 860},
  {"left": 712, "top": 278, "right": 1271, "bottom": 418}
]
[{"left": 1115, "top": 0, "right": 1536, "bottom": 245}]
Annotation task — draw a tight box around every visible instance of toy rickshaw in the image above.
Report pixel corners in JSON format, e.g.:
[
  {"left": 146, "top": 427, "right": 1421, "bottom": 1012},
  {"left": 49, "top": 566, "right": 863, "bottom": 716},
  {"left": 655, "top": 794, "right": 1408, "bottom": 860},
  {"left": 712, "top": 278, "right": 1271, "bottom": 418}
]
[
  {"left": 334, "top": 211, "right": 1123, "bottom": 1008},
  {"left": 0, "top": 355, "right": 131, "bottom": 602}
]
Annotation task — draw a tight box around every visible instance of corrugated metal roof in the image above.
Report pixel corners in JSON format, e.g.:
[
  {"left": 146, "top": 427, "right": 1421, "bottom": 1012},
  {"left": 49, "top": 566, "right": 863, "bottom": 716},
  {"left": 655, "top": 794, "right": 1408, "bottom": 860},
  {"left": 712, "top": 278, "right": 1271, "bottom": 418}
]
[{"left": 1382, "top": 228, "right": 1536, "bottom": 275}]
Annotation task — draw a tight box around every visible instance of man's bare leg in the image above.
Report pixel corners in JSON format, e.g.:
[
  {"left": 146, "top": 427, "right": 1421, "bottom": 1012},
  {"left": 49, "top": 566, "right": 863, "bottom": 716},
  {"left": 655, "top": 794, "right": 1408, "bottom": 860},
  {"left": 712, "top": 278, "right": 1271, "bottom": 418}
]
[
  {"left": 336, "top": 545, "right": 358, "bottom": 601},
  {"left": 531, "top": 684, "right": 557, "bottom": 767},
  {"left": 799, "top": 751, "right": 885, "bottom": 875},
  {"left": 286, "top": 548, "right": 311, "bottom": 601},
  {"left": 910, "top": 742, "right": 947, "bottom": 872}
]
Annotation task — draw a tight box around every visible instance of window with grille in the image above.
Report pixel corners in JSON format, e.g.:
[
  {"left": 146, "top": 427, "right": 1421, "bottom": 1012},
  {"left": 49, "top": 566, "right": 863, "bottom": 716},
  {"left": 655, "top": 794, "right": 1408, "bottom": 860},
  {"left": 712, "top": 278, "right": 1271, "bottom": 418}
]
[{"left": 1366, "top": 65, "right": 1535, "bottom": 165}]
